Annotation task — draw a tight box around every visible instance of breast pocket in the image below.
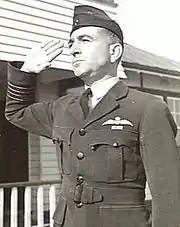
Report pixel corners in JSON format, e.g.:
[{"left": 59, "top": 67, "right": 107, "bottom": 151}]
[
  {"left": 90, "top": 141, "right": 124, "bottom": 183},
  {"left": 89, "top": 130, "right": 139, "bottom": 183},
  {"left": 52, "top": 126, "right": 74, "bottom": 175}
]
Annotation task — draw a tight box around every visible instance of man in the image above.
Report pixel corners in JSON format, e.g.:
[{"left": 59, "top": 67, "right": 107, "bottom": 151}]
[{"left": 5, "top": 5, "right": 180, "bottom": 227}]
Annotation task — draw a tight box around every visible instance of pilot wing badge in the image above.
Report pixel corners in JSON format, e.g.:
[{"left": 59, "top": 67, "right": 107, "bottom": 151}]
[{"left": 102, "top": 117, "right": 133, "bottom": 130}]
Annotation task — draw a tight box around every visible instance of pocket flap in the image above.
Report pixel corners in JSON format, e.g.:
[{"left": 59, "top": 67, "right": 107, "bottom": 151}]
[{"left": 87, "top": 130, "right": 138, "bottom": 148}]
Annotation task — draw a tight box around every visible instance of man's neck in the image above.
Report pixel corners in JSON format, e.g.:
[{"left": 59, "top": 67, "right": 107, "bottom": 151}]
[
  {"left": 89, "top": 74, "right": 115, "bottom": 87},
  {"left": 83, "top": 69, "right": 117, "bottom": 87},
  {"left": 84, "top": 75, "right": 120, "bottom": 108}
]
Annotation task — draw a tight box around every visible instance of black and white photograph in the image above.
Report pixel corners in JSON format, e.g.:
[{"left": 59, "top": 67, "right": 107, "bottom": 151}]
[{"left": 0, "top": 0, "right": 180, "bottom": 226}]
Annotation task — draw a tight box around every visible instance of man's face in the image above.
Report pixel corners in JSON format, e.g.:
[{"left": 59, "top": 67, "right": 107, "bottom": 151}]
[{"left": 68, "top": 26, "right": 111, "bottom": 78}]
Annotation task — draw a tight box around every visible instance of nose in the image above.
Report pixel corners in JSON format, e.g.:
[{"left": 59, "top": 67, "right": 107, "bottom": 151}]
[{"left": 70, "top": 43, "right": 81, "bottom": 57}]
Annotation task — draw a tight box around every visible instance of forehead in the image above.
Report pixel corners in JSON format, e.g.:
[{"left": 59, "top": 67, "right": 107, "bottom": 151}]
[{"left": 70, "top": 26, "right": 105, "bottom": 39}]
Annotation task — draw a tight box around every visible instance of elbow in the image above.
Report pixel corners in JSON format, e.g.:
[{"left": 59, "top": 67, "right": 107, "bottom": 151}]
[
  {"left": 5, "top": 107, "right": 24, "bottom": 124},
  {"left": 5, "top": 110, "right": 14, "bottom": 122}
]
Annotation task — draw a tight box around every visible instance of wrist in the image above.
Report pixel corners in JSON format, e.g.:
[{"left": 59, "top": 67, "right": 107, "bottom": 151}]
[{"left": 20, "top": 63, "right": 30, "bottom": 72}]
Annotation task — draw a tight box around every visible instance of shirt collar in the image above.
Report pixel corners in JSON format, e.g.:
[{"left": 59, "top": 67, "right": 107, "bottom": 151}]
[{"left": 85, "top": 76, "right": 120, "bottom": 100}]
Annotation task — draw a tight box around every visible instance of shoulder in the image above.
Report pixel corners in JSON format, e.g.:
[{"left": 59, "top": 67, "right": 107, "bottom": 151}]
[
  {"left": 129, "top": 88, "right": 171, "bottom": 115},
  {"left": 127, "top": 88, "right": 176, "bottom": 129},
  {"left": 126, "top": 87, "right": 167, "bottom": 112},
  {"left": 128, "top": 88, "right": 161, "bottom": 104},
  {"left": 129, "top": 89, "right": 177, "bottom": 136}
]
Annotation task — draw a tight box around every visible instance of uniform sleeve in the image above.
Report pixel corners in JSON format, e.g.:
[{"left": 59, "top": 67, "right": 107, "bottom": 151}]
[
  {"left": 140, "top": 99, "right": 180, "bottom": 227},
  {"left": 5, "top": 62, "right": 53, "bottom": 139}
]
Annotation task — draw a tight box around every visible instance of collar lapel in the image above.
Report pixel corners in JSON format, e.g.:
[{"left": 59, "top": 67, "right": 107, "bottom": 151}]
[{"left": 84, "top": 81, "right": 129, "bottom": 127}]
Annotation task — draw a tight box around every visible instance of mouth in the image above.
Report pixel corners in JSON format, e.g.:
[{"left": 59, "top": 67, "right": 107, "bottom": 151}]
[{"left": 72, "top": 60, "right": 84, "bottom": 66}]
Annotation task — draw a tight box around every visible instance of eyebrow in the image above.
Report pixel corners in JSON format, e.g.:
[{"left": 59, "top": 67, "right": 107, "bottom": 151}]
[{"left": 68, "top": 34, "right": 93, "bottom": 45}]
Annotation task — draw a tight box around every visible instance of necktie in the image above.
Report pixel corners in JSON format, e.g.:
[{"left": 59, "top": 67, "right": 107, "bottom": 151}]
[{"left": 80, "top": 88, "right": 93, "bottom": 118}]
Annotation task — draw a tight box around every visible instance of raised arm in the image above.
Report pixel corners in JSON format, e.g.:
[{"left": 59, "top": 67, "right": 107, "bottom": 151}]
[{"left": 5, "top": 40, "right": 64, "bottom": 138}]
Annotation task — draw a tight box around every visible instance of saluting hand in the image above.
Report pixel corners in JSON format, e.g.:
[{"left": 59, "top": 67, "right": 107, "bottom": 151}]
[{"left": 21, "top": 39, "right": 64, "bottom": 73}]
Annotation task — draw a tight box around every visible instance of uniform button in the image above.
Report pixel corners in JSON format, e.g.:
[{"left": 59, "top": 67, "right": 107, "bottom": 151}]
[
  {"left": 113, "top": 142, "right": 119, "bottom": 148},
  {"left": 79, "top": 128, "right": 86, "bottom": 136},
  {"left": 76, "top": 202, "right": 83, "bottom": 208},
  {"left": 77, "top": 151, "right": 84, "bottom": 160},
  {"left": 77, "top": 175, "right": 84, "bottom": 183}
]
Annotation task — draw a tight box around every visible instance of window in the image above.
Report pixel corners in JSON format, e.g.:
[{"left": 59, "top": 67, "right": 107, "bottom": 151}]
[{"left": 167, "top": 97, "right": 180, "bottom": 146}]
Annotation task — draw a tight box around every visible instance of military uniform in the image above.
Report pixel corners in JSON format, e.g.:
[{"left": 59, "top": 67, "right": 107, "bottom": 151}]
[
  {"left": 5, "top": 5, "right": 180, "bottom": 227},
  {"left": 5, "top": 62, "right": 180, "bottom": 227}
]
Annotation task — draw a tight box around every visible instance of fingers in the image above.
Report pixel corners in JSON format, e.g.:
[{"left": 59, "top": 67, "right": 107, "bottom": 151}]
[
  {"left": 40, "top": 39, "right": 53, "bottom": 49},
  {"left": 47, "top": 47, "right": 63, "bottom": 62},
  {"left": 42, "top": 39, "right": 63, "bottom": 52},
  {"left": 46, "top": 40, "right": 63, "bottom": 55},
  {"left": 40, "top": 39, "right": 64, "bottom": 62},
  {"left": 44, "top": 40, "right": 59, "bottom": 51}
]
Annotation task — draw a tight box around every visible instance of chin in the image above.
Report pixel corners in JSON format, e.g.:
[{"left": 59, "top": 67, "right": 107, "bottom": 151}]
[{"left": 73, "top": 69, "right": 89, "bottom": 78}]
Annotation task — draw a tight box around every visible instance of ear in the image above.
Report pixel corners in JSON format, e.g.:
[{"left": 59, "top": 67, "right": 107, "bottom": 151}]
[{"left": 109, "top": 43, "right": 122, "bottom": 63}]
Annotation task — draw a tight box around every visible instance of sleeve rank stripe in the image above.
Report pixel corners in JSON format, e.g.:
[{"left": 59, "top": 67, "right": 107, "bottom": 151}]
[
  {"left": 8, "top": 85, "right": 35, "bottom": 94},
  {"left": 7, "top": 90, "right": 35, "bottom": 100},
  {"left": 7, "top": 93, "right": 33, "bottom": 102},
  {"left": 8, "top": 81, "right": 36, "bottom": 90}
]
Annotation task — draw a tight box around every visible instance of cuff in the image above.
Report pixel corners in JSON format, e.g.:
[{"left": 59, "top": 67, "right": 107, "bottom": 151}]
[
  {"left": 7, "top": 62, "right": 37, "bottom": 102},
  {"left": 8, "top": 61, "right": 37, "bottom": 87}
]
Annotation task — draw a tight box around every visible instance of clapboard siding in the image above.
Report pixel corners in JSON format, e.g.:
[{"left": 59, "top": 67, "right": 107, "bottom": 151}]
[
  {"left": 0, "top": 0, "right": 74, "bottom": 18},
  {"left": 0, "top": 0, "right": 117, "bottom": 69},
  {"left": 40, "top": 138, "right": 60, "bottom": 178},
  {"left": 0, "top": 18, "right": 70, "bottom": 40},
  {"left": 28, "top": 133, "right": 41, "bottom": 181}
]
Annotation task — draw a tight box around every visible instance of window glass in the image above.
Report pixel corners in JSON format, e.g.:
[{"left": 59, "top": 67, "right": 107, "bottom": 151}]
[
  {"left": 167, "top": 99, "right": 173, "bottom": 112},
  {"left": 175, "top": 100, "right": 180, "bottom": 113},
  {"left": 175, "top": 114, "right": 180, "bottom": 127},
  {"left": 167, "top": 97, "right": 180, "bottom": 146},
  {"left": 167, "top": 97, "right": 180, "bottom": 127}
]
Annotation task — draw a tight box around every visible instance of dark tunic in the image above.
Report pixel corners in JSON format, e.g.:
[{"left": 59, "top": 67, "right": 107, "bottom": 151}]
[{"left": 5, "top": 62, "right": 180, "bottom": 227}]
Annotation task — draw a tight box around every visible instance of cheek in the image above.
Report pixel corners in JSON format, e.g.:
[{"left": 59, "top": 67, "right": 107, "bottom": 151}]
[
  {"left": 95, "top": 50, "right": 109, "bottom": 65},
  {"left": 86, "top": 44, "right": 109, "bottom": 66}
]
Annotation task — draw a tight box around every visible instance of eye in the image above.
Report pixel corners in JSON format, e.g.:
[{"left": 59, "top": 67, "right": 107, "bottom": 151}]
[
  {"left": 68, "top": 42, "right": 73, "bottom": 48},
  {"left": 82, "top": 38, "right": 90, "bottom": 43}
]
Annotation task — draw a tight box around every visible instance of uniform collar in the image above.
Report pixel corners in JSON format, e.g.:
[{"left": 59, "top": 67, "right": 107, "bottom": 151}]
[
  {"left": 85, "top": 76, "right": 120, "bottom": 101},
  {"left": 68, "top": 79, "right": 129, "bottom": 126}
]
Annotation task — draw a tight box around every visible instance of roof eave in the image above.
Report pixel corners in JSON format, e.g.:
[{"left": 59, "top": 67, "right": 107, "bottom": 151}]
[{"left": 122, "top": 61, "right": 180, "bottom": 78}]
